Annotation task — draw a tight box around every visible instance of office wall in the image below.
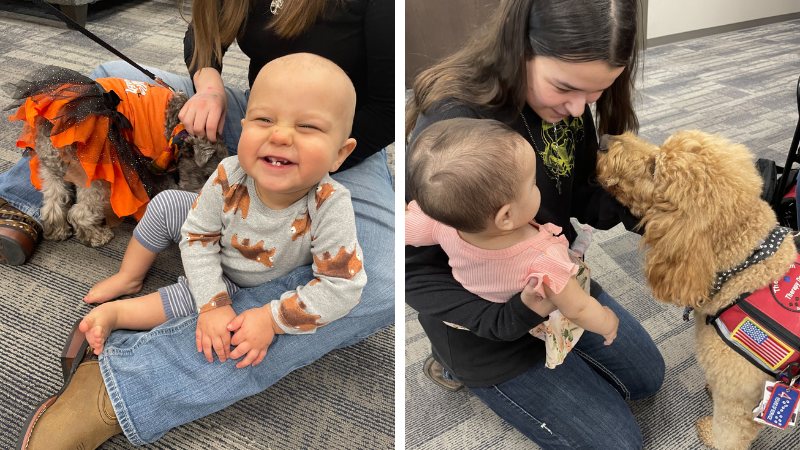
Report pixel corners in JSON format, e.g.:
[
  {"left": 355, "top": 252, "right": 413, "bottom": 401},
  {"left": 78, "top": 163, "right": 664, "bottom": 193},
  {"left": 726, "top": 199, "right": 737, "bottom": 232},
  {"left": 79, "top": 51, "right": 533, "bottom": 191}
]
[
  {"left": 405, "top": 0, "right": 496, "bottom": 88},
  {"left": 648, "top": 0, "right": 800, "bottom": 39}
]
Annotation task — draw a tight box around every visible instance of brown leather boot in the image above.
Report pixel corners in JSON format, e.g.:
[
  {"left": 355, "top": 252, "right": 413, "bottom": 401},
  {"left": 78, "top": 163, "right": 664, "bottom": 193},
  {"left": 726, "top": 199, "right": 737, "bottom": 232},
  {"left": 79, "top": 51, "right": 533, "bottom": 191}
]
[
  {"left": 423, "top": 355, "right": 463, "bottom": 391},
  {"left": 0, "top": 197, "right": 42, "bottom": 265},
  {"left": 17, "top": 358, "right": 122, "bottom": 450}
]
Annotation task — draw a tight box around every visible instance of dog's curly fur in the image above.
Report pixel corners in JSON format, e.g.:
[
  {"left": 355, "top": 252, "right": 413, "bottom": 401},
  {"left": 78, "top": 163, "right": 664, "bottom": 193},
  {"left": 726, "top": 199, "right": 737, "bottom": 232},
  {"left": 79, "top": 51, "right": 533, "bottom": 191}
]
[
  {"left": 34, "top": 91, "right": 228, "bottom": 247},
  {"left": 596, "top": 130, "right": 794, "bottom": 450}
]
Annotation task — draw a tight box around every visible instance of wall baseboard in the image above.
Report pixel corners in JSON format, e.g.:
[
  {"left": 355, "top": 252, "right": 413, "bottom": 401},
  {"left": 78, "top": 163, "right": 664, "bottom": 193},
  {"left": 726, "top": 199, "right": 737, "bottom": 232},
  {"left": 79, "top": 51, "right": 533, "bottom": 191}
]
[{"left": 647, "top": 12, "right": 800, "bottom": 47}]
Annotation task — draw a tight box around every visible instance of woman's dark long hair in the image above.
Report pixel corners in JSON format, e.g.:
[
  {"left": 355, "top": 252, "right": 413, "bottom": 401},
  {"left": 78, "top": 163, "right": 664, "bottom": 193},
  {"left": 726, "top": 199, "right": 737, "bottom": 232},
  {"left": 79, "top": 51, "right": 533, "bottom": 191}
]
[{"left": 406, "top": 0, "right": 640, "bottom": 141}]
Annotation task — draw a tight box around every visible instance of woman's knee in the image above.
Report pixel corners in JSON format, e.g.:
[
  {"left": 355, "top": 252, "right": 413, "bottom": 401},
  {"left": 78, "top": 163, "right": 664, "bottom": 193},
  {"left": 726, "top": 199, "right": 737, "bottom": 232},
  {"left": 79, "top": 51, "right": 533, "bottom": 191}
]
[
  {"left": 568, "top": 407, "right": 644, "bottom": 450},
  {"left": 635, "top": 353, "right": 665, "bottom": 401},
  {"left": 89, "top": 61, "right": 128, "bottom": 79},
  {"left": 597, "top": 423, "right": 643, "bottom": 450}
]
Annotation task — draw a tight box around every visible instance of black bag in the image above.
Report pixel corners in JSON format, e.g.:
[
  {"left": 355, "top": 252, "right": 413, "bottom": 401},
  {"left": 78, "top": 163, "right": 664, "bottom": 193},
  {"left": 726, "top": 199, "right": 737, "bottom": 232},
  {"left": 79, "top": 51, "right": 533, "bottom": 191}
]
[{"left": 757, "top": 158, "right": 798, "bottom": 230}]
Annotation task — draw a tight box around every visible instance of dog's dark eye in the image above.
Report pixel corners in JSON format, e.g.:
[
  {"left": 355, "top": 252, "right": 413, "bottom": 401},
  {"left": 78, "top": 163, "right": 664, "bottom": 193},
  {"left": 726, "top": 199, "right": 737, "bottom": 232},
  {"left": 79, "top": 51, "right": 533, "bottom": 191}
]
[{"left": 648, "top": 159, "right": 656, "bottom": 177}]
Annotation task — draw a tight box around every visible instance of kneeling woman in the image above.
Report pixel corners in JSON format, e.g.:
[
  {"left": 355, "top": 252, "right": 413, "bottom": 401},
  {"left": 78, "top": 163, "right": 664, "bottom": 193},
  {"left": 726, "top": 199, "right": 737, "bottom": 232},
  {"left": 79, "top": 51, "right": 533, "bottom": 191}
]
[{"left": 405, "top": 0, "right": 665, "bottom": 448}]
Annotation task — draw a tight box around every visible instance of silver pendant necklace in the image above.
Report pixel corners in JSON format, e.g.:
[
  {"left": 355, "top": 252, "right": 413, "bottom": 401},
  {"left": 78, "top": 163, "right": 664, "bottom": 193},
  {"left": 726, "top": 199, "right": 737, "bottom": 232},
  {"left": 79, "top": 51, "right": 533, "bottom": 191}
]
[
  {"left": 519, "top": 108, "right": 562, "bottom": 194},
  {"left": 270, "top": 0, "right": 283, "bottom": 14}
]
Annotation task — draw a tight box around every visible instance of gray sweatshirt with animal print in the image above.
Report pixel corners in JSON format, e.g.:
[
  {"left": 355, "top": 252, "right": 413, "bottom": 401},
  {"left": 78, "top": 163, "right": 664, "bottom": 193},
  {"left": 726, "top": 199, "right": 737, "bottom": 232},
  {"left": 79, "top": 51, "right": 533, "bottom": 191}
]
[{"left": 179, "top": 156, "right": 366, "bottom": 334}]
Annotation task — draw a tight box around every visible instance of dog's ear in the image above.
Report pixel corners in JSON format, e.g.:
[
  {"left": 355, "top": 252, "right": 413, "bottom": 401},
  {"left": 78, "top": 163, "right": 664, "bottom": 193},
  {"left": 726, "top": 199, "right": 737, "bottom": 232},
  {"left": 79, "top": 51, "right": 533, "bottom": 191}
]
[
  {"left": 194, "top": 138, "right": 229, "bottom": 168},
  {"left": 641, "top": 143, "right": 717, "bottom": 309},
  {"left": 194, "top": 143, "right": 217, "bottom": 167}
]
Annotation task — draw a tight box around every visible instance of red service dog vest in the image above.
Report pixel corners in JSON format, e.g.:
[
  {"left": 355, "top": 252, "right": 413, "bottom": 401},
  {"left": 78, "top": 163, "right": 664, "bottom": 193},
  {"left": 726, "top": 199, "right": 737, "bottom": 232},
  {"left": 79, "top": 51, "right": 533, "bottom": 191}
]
[{"left": 711, "top": 256, "right": 800, "bottom": 376}]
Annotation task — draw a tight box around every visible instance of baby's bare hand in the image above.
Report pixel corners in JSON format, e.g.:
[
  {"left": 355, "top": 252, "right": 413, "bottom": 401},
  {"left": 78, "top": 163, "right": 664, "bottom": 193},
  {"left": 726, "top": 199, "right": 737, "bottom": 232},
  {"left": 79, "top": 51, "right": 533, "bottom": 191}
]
[
  {"left": 196, "top": 305, "right": 236, "bottom": 362},
  {"left": 228, "top": 306, "right": 277, "bottom": 368},
  {"left": 602, "top": 306, "right": 619, "bottom": 345}
]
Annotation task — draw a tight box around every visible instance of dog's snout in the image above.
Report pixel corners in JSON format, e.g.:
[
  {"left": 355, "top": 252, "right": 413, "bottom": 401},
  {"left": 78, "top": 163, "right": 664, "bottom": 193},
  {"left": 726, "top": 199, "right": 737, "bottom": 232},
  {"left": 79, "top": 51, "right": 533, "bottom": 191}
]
[{"left": 599, "top": 134, "right": 611, "bottom": 153}]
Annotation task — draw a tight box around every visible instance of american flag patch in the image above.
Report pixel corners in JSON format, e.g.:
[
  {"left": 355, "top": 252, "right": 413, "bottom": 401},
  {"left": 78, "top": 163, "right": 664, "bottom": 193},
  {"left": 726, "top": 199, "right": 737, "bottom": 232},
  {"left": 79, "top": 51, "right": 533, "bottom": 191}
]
[{"left": 732, "top": 319, "right": 794, "bottom": 369}]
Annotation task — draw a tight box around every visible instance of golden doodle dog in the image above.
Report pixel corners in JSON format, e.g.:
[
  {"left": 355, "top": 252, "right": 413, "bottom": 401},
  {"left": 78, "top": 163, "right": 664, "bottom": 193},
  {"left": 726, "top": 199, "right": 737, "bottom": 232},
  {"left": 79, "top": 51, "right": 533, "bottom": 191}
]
[{"left": 596, "top": 130, "right": 798, "bottom": 450}]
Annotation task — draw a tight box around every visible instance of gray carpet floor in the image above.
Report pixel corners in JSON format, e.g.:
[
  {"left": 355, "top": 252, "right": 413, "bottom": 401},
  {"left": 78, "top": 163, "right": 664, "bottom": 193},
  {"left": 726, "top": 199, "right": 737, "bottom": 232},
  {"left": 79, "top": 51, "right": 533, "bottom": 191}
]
[
  {"left": 405, "top": 19, "right": 800, "bottom": 450},
  {"left": 0, "top": 0, "right": 394, "bottom": 448}
]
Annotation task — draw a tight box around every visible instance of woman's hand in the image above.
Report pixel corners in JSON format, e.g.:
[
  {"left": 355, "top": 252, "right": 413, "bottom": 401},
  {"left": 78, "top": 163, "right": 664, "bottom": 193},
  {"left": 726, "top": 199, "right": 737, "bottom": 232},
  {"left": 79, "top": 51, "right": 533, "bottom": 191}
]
[
  {"left": 520, "top": 285, "right": 557, "bottom": 317},
  {"left": 179, "top": 67, "right": 228, "bottom": 142},
  {"left": 227, "top": 305, "right": 283, "bottom": 368}
]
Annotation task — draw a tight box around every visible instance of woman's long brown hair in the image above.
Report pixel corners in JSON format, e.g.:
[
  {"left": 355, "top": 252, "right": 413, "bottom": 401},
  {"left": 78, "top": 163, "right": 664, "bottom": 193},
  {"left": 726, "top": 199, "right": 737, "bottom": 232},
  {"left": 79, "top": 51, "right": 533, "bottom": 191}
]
[
  {"left": 406, "top": 0, "right": 641, "bottom": 141},
  {"left": 183, "top": 0, "right": 342, "bottom": 72}
]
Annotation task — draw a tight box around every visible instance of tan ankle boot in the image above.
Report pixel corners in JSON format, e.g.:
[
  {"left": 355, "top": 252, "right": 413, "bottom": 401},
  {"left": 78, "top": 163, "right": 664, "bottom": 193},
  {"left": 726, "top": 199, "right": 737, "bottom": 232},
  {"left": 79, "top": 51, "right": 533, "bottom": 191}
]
[
  {"left": 422, "top": 355, "right": 463, "bottom": 391},
  {"left": 18, "top": 360, "right": 122, "bottom": 450}
]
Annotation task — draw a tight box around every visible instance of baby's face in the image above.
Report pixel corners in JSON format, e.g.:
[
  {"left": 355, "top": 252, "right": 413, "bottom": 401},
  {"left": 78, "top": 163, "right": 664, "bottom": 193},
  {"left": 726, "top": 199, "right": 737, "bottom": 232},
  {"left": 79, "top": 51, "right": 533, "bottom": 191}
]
[{"left": 238, "top": 65, "right": 355, "bottom": 208}]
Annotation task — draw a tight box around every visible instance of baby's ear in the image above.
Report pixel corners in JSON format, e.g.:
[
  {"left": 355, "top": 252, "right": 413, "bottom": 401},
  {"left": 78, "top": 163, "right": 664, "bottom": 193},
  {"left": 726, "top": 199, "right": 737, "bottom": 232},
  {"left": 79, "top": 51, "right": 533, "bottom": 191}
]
[
  {"left": 329, "top": 138, "right": 357, "bottom": 173},
  {"left": 493, "top": 204, "right": 514, "bottom": 231}
]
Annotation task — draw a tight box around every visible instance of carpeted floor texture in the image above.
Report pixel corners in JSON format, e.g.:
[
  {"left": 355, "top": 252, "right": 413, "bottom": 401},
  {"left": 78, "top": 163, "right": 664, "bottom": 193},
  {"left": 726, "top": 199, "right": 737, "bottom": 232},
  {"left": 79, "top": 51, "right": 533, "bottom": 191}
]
[
  {"left": 0, "top": 0, "right": 394, "bottom": 449},
  {"left": 406, "top": 18, "right": 800, "bottom": 450}
]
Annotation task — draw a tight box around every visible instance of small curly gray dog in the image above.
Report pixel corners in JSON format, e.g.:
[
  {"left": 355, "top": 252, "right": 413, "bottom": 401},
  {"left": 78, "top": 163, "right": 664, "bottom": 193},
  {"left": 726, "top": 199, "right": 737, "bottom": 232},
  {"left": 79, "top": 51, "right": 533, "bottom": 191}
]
[{"left": 8, "top": 66, "right": 228, "bottom": 247}]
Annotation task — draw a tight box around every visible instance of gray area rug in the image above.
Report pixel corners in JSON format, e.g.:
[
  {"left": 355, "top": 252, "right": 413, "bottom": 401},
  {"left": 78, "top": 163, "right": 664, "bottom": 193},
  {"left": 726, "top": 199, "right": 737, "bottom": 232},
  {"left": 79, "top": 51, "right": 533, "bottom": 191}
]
[
  {"left": 406, "top": 19, "right": 800, "bottom": 450},
  {"left": 0, "top": 0, "right": 394, "bottom": 448}
]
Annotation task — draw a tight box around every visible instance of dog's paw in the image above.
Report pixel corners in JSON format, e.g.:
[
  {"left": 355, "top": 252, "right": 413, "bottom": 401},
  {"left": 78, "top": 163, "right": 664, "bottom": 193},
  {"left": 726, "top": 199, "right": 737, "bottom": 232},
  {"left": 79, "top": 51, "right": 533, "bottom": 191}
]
[
  {"left": 75, "top": 227, "right": 114, "bottom": 247},
  {"left": 696, "top": 416, "right": 715, "bottom": 449},
  {"left": 44, "top": 223, "right": 72, "bottom": 241}
]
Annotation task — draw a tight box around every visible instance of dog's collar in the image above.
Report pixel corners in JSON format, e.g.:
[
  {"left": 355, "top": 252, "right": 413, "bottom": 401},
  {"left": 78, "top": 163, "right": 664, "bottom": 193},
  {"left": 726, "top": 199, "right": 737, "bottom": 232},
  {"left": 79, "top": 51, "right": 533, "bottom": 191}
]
[
  {"left": 710, "top": 226, "right": 793, "bottom": 297},
  {"left": 683, "top": 225, "right": 793, "bottom": 321},
  {"left": 150, "top": 123, "right": 188, "bottom": 175}
]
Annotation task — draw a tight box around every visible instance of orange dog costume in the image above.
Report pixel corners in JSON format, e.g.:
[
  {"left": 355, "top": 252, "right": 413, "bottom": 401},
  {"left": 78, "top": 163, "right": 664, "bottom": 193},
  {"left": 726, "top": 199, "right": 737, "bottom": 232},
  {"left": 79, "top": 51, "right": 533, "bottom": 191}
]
[{"left": 8, "top": 67, "right": 182, "bottom": 221}]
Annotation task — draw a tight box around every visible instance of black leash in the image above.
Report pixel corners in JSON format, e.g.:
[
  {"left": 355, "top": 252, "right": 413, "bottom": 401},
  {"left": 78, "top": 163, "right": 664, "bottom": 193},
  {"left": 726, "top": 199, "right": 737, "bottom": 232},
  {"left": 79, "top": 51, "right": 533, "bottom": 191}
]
[{"left": 28, "top": 0, "right": 174, "bottom": 92}]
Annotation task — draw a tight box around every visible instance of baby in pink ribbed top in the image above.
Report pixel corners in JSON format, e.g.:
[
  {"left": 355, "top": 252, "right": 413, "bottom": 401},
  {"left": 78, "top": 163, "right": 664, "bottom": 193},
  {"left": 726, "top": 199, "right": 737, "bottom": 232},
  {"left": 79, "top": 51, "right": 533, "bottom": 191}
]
[{"left": 406, "top": 118, "right": 619, "bottom": 368}]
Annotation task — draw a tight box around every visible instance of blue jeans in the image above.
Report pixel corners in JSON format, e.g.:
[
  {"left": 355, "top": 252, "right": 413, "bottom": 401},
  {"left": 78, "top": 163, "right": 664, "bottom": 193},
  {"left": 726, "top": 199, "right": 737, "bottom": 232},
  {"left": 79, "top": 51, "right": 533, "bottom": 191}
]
[
  {"left": 6, "top": 62, "right": 395, "bottom": 444},
  {"left": 444, "top": 290, "right": 665, "bottom": 450}
]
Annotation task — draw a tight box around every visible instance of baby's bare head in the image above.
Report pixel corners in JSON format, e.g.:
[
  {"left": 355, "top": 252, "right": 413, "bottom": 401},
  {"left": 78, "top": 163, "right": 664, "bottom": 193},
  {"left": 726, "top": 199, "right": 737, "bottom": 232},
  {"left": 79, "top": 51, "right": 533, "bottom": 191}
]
[
  {"left": 407, "top": 118, "right": 532, "bottom": 233},
  {"left": 251, "top": 53, "right": 357, "bottom": 142}
]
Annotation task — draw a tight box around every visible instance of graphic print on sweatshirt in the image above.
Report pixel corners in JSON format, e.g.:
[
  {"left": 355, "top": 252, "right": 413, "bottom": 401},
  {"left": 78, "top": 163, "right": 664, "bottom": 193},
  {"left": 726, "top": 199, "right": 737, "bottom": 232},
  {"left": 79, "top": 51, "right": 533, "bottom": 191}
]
[
  {"left": 539, "top": 116, "right": 584, "bottom": 180},
  {"left": 187, "top": 231, "right": 221, "bottom": 247},
  {"left": 291, "top": 211, "right": 312, "bottom": 241},
  {"left": 213, "top": 165, "right": 250, "bottom": 218},
  {"left": 313, "top": 245, "right": 363, "bottom": 279},
  {"left": 199, "top": 291, "right": 232, "bottom": 313},
  {"left": 278, "top": 292, "right": 328, "bottom": 331},
  {"left": 231, "top": 234, "right": 275, "bottom": 267},
  {"left": 315, "top": 183, "right": 335, "bottom": 210},
  {"left": 191, "top": 190, "right": 202, "bottom": 210}
]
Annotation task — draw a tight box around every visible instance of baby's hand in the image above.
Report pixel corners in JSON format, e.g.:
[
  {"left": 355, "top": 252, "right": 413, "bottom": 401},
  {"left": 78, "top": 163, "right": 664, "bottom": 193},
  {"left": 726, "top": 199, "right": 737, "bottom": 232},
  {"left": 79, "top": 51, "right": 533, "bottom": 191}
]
[
  {"left": 196, "top": 305, "right": 236, "bottom": 362},
  {"left": 602, "top": 306, "right": 619, "bottom": 345},
  {"left": 227, "top": 305, "right": 280, "bottom": 369}
]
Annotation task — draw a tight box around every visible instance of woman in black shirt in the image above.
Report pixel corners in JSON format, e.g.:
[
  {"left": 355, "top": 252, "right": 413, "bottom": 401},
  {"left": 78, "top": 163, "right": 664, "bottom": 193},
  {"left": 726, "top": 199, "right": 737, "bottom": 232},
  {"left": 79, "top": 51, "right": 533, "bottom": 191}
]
[
  {"left": 17, "top": 1, "right": 395, "bottom": 448},
  {"left": 406, "top": 0, "right": 664, "bottom": 448}
]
